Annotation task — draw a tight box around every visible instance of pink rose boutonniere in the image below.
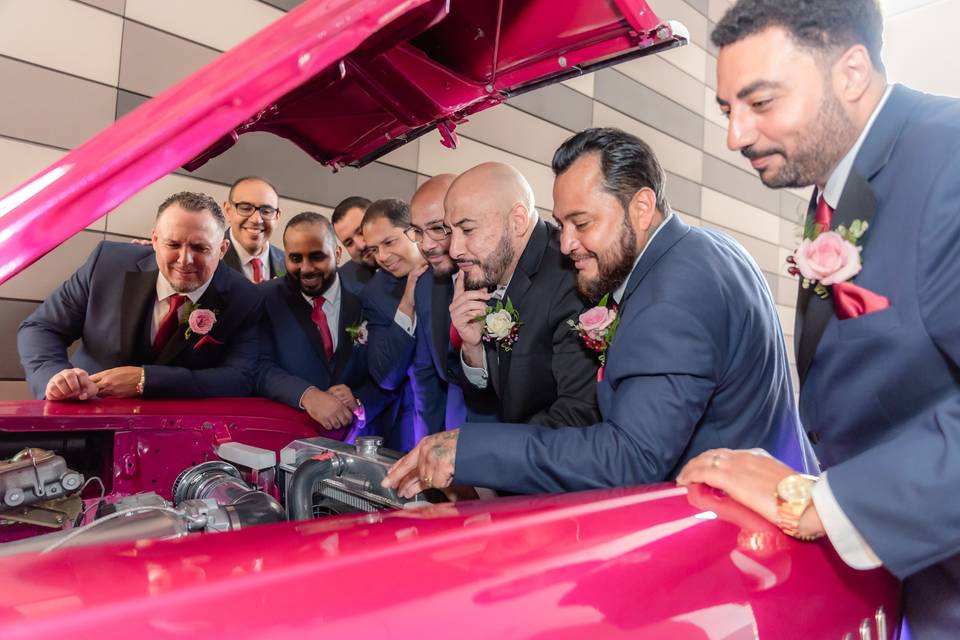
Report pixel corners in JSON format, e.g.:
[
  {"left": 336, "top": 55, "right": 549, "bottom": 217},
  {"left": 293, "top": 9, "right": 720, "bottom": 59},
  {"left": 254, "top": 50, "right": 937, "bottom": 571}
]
[
  {"left": 183, "top": 304, "right": 218, "bottom": 340},
  {"left": 568, "top": 293, "right": 619, "bottom": 380},
  {"left": 787, "top": 219, "right": 868, "bottom": 300},
  {"left": 346, "top": 320, "right": 368, "bottom": 346}
]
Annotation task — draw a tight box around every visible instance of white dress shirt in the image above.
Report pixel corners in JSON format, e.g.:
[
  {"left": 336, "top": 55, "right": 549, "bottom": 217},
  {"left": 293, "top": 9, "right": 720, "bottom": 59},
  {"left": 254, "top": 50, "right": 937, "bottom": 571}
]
[
  {"left": 229, "top": 229, "right": 273, "bottom": 282},
  {"left": 807, "top": 86, "right": 893, "bottom": 571},
  {"left": 301, "top": 274, "right": 342, "bottom": 353},
  {"left": 151, "top": 273, "right": 213, "bottom": 343}
]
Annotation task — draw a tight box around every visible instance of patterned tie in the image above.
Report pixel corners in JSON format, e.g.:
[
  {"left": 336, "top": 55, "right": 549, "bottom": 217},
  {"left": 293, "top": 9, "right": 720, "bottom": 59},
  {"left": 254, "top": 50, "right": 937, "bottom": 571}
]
[
  {"left": 449, "top": 323, "right": 463, "bottom": 352},
  {"left": 250, "top": 257, "right": 264, "bottom": 284},
  {"left": 311, "top": 296, "right": 334, "bottom": 360},
  {"left": 815, "top": 195, "right": 833, "bottom": 233},
  {"left": 152, "top": 294, "right": 186, "bottom": 355}
]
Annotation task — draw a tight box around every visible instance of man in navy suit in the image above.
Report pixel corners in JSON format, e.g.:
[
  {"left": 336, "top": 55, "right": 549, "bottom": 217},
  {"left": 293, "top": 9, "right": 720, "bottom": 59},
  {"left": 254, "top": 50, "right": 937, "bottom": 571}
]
[
  {"left": 384, "top": 129, "right": 815, "bottom": 496},
  {"left": 256, "top": 212, "right": 385, "bottom": 433},
  {"left": 678, "top": 2, "right": 960, "bottom": 636},
  {"left": 360, "top": 198, "right": 432, "bottom": 451},
  {"left": 222, "top": 176, "right": 285, "bottom": 283},
  {"left": 18, "top": 192, "right": 261, "bottom": 400},
  {"left": 332, "top": 196, "right": 377, "bottom": 296}
]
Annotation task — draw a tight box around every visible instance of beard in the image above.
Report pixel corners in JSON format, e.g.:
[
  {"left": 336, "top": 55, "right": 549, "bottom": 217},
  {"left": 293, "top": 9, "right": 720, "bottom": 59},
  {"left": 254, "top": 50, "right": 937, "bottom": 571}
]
[
  {"left": 575, "top": 215, "right": 639, "bottom": 303},
  {"left": 742, "top": 87, "right": 858, "bottom": 189},
  {"left": 295, "top": 269, "right": 336, "bottom": 297},
  {"left": 421, "top": 246, "right": 457, "bottom": 278},
  {"left": 463, "top": 227, "right": 515, "bottom": 291}
]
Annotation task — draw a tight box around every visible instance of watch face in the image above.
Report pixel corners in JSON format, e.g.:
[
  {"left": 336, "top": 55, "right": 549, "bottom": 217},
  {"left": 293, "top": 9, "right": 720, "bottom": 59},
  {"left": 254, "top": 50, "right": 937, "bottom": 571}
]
[{"left": 778, "top": 475, "right": 811, "bottom": 502}]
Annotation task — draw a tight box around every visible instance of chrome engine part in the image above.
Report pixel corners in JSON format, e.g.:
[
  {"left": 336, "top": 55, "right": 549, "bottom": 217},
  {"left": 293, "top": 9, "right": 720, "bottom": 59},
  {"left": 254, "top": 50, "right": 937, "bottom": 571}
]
[
  {"left": 280, "top": 435, "right": 444, "bottom": 517},
  {"left": 0, "top": 448, "right": 83, "bottom": 510}
]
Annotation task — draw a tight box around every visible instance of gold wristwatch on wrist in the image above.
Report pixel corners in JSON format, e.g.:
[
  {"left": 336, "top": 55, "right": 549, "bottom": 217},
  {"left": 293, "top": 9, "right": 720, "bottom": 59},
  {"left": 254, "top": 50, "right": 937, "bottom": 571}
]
[
  {"left": 775, "top": 473, "right": 823, "bottom": 541},
  {"left": 135, "top": 367, "right": 145, "bottom": 396}
]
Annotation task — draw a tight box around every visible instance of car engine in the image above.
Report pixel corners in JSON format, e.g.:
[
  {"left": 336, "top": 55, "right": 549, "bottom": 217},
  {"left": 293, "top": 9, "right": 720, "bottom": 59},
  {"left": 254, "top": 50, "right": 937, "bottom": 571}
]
[{"left": 0, "top": 435, "right": 441, "bottom": 556}]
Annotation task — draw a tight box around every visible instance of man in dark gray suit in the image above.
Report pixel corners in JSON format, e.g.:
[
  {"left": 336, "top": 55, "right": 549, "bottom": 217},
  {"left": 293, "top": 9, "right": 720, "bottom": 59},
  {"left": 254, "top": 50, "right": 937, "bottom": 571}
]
[
  {"left": 384, "top": 129, "right": 815, "bottom": 495},
  {"left": 222, "top": 176, "right": 284, "bottom": 283},
  {"left": 678, "top": 2, "right": 960, "bottom": 637}
]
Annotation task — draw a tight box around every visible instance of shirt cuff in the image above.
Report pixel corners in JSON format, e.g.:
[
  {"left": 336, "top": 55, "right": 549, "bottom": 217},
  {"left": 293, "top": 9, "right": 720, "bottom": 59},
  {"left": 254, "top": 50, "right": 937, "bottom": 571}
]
[
  {"left": 811, "top": 472, "right": 883, "bottom": 570},
  {"left": 460, "top": 348, "right": 488, "bottom": 389},
  {"left": 393, "top": 309, "right": 416, "bottom": 336}
]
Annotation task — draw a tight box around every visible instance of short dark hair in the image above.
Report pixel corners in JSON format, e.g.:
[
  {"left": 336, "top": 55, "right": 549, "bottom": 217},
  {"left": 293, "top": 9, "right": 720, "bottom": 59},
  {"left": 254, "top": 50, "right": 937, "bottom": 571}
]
[
  {"left": 712, "top": 0, "right": 885, "bottom": 72},
  {"left": 283, "top": 211, "right": 336, "bottom": 245},
  {"left": 156, "top": 192, "right": 225, "bottom": 230},
  {"left": 228, "top": 175, "right": 279, "bottom": 202},
  {"left": 362, "top": 198, "right": 411, "bottom": 230},
  {"left": 331, "top": 196, "right": 372, "bottom": 225},
  {"left": 552, "top": 127, "right": 670, "bottom": 215}
]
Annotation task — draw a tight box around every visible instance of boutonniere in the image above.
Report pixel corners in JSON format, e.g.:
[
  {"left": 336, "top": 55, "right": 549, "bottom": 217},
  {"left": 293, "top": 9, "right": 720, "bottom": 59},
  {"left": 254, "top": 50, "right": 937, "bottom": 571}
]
[
  {"left": 183, "top": 304, "right": 219, "bottom": 340},
  {"left": 476, "top": 297, "right": 522, "bottom": 351},
  {"left": 345, "top": 320, "right": 368, "bottom": 346},
  {"left": 787, "top": 218, "right": 868, "bottom": 299},
  {"left": 567, "top": 294, "right": 619, "bottom": 366}
]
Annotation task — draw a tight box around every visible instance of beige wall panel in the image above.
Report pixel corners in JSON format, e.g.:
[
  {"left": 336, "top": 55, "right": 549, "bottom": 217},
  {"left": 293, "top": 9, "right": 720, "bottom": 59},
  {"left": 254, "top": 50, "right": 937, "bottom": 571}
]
[
  {"left": 703, "top": 85, "right": 727, "bottom": 127},
  {"left": 379, "top": 141, "right": 419, "bottom": 172},
  {"left": 780, "top": 217, "right": 800, "bottom": 249},
  {"left": 78, "top": 0, "right": 124, "bottom": 14},
  {"left": 777, "top": 247, "right": 793, "bottom": 277},
  {"left": 0, "top": 382, "right": 31, "bottom": 401},
  {"left": 0, "top": 0, "right": 122, "bottom": 85},
  {"left": 125, "top": 0, "right": 283, "bottom": 53},
  {"left": 777, "top": 304, "right": 795, "bottom": 337},
  {"left": 0, "top": 231, "right": 103, "bottom": 301},
  {"left": 647, "top": 0, "right": 708, "bottom": 48},
  {"left": 678, "top": 212, "right": 700, "bottom": 227},
  {"left": 105, "top": 174, "right": 230, "bottom": 238},
  {"left": 704, "top": 52, "right": 717, "bottom": 90},
  {"left": 777, "top": 274, "right": 798, "bottom": 307},
  {"left": 700, "top": 187, "right": 779, "bottom": 243},
  {"left": 593, "top": 103, "right": 703, "bottom": 184},
  {"left": 708, "top": 0, "right": 731, "bottom": 24},
  {"left": 658, "top": 41, "right": 707, "bottom": 83},
  {"left": 701, "top": 222, "right": 780, "bottom": 273},
  {"left": 118, "top": 21, "right": 219, "bottom": 97},
  {"left": 457, "top": 106, "right": 571, "bottom": 166},
  {"left": 417, "top": 137, "right": 556, "bottom": 211},
  {"left": 562, "top": 75, "right": 595, "bottom": 97},
  {"left": 617, "top": 55, "right": 704, "bottom": 116},
  {"left": 703, "top": 119, "right": 754, "bottom": 174}
]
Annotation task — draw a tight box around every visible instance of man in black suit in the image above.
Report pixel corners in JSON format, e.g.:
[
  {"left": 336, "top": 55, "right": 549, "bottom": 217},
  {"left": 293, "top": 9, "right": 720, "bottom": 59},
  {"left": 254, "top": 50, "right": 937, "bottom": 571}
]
[
  {"left": 18, "top": 192, "right": 262, "bottom": 400},
  {"left": 446, "top": 162, "right": 600, "bottom": 426},
  {"left": 222, "top": 176, "right": 285, "bottom": 283},
  {"left": 256, "top": 212, "right": 387, "bottom": 433},
  {"left": 331, "top": 196, "right": 377, "bottom": 295}
]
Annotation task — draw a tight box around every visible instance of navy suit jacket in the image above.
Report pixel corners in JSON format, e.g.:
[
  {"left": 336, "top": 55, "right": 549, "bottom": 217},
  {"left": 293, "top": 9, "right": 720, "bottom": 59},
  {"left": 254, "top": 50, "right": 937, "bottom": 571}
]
[
  {"left": 793, "top": 85, "right": 960, "bottom": 637},
  {"left": 338, "top": 261, "right": 376, "bottom": 296},
  {"left": 254, "top": 275, "right": 389, "bottom": 432},
  {"left": 223, "top": 241, "right": 285, "bottom": 282},
  {"left": 456, "top": 215, "right": 816, "bottom": 493},
  {"left": 18, "top": 241, "right": 262, "bottom": 399}
]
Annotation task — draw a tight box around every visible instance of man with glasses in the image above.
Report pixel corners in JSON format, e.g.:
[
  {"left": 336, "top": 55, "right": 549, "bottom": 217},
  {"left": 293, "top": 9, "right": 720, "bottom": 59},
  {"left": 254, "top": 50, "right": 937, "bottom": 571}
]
[{"left": 222, "top": 176, "right": 284, "bottom": 284}]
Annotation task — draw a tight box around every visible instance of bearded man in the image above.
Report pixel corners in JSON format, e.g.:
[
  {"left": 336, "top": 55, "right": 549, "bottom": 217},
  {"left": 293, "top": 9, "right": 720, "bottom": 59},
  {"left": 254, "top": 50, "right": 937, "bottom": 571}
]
[{"left": 384, "top": 129, "right": 816, "bottom": 496}]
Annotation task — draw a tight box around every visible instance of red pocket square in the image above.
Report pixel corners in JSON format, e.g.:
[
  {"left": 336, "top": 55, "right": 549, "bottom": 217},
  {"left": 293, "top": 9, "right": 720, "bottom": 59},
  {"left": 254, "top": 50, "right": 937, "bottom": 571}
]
[
  {"left": 193, "top": 334, "right": 224, "bottom": 350},
  {"left": 832, "top": 282, "right": 890, "bottom": 320}
]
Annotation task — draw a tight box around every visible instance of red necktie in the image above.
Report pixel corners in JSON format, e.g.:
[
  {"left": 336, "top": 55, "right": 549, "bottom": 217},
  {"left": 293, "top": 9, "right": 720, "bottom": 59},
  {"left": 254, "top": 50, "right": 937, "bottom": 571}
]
[
  {"left": 815, "top": 195, "right": 833, "bottom": 233},
  {"left": 449, "top": 323, "right": 463, "bottom": 352},
  {"left": 152, "top": 294, "right": 186, "bottom": 355},
  {"left": 311, "top": 296, "right": 334, "bottom": 360},
  {"left": 250, "top": 258, "right": 264, "bottom": 284}
]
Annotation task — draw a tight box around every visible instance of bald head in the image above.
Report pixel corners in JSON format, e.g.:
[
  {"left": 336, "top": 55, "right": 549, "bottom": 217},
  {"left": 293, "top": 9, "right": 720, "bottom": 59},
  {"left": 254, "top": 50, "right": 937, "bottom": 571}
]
[
  {"left": 411, "top": 173, "right": 457, "bottom": 277},
  {"left": 445, "top": 162, "right": 539, "bottom": 290}
]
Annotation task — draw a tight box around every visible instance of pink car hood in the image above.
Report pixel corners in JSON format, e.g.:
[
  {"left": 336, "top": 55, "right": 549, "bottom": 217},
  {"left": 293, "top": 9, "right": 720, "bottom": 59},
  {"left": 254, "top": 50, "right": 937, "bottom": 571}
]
[{"left": 0, "top": 0, "right": 684, "bottom": 286}]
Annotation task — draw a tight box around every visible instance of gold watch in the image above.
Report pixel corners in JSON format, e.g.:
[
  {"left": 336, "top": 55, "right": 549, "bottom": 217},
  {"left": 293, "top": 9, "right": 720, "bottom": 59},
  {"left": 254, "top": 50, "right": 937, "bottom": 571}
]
[{"left": 775, "top": 474, "right": 822, "bottom": 541}]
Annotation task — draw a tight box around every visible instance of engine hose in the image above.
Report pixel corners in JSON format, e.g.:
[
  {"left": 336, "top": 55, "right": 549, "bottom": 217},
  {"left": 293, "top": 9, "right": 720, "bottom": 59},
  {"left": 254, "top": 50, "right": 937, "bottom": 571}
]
[
  {"left": 225, "top": 491, "right": 287, "bottom": 527},
  {"left": 287, "top": 455, "right": 342, "bottom": 521}
]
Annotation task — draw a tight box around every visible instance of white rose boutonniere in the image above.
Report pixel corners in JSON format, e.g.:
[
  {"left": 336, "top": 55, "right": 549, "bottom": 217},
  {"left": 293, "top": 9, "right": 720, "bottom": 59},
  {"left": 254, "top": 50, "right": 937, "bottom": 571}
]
[{"left": 475, "top": 297, "right": 522, "bottom": 351}]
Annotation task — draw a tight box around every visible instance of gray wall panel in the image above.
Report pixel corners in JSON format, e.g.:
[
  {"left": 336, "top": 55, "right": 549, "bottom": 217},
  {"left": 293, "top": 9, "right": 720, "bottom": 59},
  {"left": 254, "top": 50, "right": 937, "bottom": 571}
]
[
  {"left": 119, "top": 20, "right": 218, "bottom": 97},
  {"left": 0, "top": 300, "right": 40, "bottom": 380},
  {"left": 507, "top": 83, "right": 592, "bottom": 133},
  {"left": 665, "top": 170, "right": 702, "bottom": 217},
  {"left": 702, "top": 154, "right": 780, "bottom": 215}
]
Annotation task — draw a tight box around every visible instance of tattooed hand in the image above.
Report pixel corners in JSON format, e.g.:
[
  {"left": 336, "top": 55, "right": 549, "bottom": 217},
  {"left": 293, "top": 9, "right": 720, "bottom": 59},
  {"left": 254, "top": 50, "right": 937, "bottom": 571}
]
[{"left": 382, "top": 429, "right": 460, "bottom": 498}]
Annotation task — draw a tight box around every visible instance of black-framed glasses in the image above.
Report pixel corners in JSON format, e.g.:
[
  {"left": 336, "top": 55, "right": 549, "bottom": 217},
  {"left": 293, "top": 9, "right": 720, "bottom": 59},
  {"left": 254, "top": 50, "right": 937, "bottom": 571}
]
[
  {"left": 404, "top": 224, "right": 451, "bottom": 243},
  {"left": 231, "top": 200, "right": 280, "bottom": 220}
]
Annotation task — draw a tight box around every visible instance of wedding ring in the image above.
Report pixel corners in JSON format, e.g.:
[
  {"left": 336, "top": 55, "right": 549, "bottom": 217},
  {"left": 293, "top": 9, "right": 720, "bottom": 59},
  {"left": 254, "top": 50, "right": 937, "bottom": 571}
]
[{"left": 711, "top": 454, "right": 721, "bottom": 469}]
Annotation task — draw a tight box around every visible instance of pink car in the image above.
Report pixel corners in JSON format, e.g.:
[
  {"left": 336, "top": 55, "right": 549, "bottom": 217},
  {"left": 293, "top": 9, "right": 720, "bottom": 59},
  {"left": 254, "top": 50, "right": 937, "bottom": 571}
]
[{"left": 0, "top": 1, "right": 899, "bottom": 638}]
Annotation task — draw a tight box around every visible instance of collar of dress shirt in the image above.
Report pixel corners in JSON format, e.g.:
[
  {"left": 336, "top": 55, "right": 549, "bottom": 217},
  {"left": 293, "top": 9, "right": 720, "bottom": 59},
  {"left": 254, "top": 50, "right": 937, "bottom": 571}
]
[
  {"left": 155, "top": 270, "right": 213, "bottom": 305},
  {"left": 819, "top": 84, "right": 893, "bottom": 209},
  {"left": 229, "top": 228, "right": 271, "bottom": 267},
  {"left": 301, "top": 273, "right": 341, "bottom": 308},
  {"left": 612, "top": 211, "right": 676, "bottom": 304}
]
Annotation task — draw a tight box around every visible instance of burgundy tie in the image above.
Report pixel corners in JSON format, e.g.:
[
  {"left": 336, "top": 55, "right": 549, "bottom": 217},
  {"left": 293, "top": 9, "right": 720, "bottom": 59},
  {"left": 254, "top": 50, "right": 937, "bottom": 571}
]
[
  {"left": 311, "top": 296, "right": 334, "bottom": 360},
  {"left": 250, "top": 258, "right": 264, "bottom": 284},
  {"left": 449, "top": 323, "right": 463, "bottom": 352},
  {"left": 152, "top": 294, "right": 186, "bottom": 355},
  {"left": 815, "top": 195, "right": 833, "bottom": 233}
]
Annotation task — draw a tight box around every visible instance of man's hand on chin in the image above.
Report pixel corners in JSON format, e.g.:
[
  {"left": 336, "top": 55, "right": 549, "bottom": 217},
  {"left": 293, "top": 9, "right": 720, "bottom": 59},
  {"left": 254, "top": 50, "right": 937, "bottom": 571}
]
[
  {"left": 45, "top": 368, "right": 99, "bottom": 401},
  {"left": 382, "top": 429, "right": 460, "bottom": 499},
  {"left": 90, "top": 367, "right": 142, "bottom": 398}
]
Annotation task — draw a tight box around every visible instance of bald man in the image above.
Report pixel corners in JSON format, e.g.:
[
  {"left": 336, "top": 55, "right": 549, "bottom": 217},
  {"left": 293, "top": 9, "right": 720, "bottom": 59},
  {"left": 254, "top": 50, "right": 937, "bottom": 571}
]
[
  {"left": 406, "top": 175, "right": 498, "bottom": 433},
  {"left": 445, "top": 162, "right": 600, "bottom": 426}
]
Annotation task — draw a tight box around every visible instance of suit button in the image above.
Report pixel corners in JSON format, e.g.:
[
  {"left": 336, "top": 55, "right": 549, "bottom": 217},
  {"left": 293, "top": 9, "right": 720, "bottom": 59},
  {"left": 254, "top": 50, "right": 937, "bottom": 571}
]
[{"left": 807, "top": 430, "right": 820, "bottom": 444}]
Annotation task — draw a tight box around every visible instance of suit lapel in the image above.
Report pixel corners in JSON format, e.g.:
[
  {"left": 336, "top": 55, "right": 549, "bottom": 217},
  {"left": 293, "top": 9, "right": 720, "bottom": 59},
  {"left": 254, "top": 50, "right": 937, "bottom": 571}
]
[
  {"left": 332, "top": 288, "right": 360, "bottom": 380},
  {"left": 431, "top": 275, "right": 453, "bottom": 376},
  {"left": 619, "top": 214, "right": 689, "bottom": 311},
  {"left": 223, "top": 243, "right": 242, "bottom": 273},
  {"left": 285, "top": 276, "right": 333, "bottom": 370},
  {"left": 154, "top": 267, "right": 228, "bottom": 365},
  {"left": 120, "top": 256, "right": 159, "bottom": 363}
]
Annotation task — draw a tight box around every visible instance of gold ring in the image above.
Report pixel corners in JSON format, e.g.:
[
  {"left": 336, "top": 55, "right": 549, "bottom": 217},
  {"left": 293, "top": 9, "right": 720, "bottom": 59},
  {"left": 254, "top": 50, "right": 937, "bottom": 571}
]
[
  {"left": 711, "top": 454, "right": 721, "bottom": 469},
  {"left": 422, "top": 476, "right": 431, "bottom": 486}
]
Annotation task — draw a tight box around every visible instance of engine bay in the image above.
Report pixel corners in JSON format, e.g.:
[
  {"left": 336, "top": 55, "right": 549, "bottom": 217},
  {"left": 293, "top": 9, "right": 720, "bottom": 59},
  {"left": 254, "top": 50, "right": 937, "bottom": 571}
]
[{"left": 0, "top": 434, "right": 442, "bottom": 556}]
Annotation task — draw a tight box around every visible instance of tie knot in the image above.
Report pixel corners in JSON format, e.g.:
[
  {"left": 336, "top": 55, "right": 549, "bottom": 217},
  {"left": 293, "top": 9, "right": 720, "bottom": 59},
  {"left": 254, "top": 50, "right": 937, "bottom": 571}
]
[
  {"left": 815, "top": 195, "right": 834, "bottom": 232},
  {"left": 313, "top": 296, "right": 325, "bottom": 309},
  {"left": 169, "top": 294, "right": 187, "bottom": 309}
]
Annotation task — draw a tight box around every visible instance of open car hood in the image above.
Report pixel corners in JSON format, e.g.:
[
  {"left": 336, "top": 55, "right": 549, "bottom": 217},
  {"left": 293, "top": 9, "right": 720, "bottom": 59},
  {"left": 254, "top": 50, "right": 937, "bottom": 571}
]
[{"left": 0, "top": 0, "right": 684, "bottom": 285}]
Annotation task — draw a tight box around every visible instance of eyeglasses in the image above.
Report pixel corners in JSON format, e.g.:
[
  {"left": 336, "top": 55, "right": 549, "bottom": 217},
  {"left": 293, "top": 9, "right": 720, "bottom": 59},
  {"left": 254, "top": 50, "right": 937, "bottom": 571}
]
[
  {"left": 404, "top": 224, "right": 451, "bottom": 243},
  {"left": 231, "top": 201, "right": 280, "bottom": 220}
]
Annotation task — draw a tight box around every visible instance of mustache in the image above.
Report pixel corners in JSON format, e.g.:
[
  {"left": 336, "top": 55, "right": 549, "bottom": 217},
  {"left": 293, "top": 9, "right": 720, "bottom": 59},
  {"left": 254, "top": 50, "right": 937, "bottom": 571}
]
[
  {"left": 423, "top": 248, "right": 448, "bottom": 259},
  {"left": 740, "top": 146, "right": 785, "bottom": 161},
  {"left": 568, "top": 251, "right": 596, "bottom": 262}
]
